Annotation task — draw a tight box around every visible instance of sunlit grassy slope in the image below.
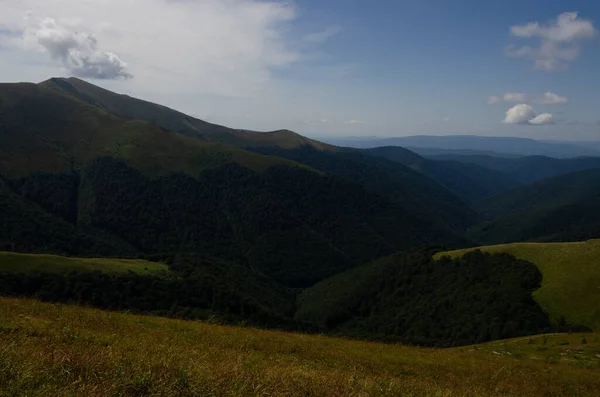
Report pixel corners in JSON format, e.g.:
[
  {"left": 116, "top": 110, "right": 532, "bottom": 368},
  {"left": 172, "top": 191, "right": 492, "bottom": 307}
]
[
  {"left": 1, "top": 298, "right": 599, "bottom": 397},
  {"left": 0, "top": 251, "right": 167, "bottom": 276},
  {"left": 435, "top": 239, "right": 600, "bottom": 331}
]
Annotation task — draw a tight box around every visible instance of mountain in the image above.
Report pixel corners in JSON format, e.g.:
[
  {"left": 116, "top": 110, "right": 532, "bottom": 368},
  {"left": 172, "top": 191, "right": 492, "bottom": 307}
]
[
  {"left": 41, "top": 77, "right": 334, "bottom": 151},
  {"left": 0, "top": 79, "right": 468, "bottom": 287},
  {"left": 323, "top": 135, "right": 600, "bottom": 158},
  {"left": 35, "top": 78, "right": 480, "bottom": 232},
  {"left": 424, "top": 154, "right": 600, "bottom": 185},
  {"left": 361, "top": 146, "right": 519, "bottom": 202},
  {"left": 470, "top": 168, "right": 600, "bottom": 244}
]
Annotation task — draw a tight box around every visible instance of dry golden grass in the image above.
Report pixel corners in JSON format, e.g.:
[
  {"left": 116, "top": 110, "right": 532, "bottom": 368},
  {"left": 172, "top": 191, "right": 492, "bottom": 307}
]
[{"left": 1, "top": 298, "right": 599, "bottom": 396}]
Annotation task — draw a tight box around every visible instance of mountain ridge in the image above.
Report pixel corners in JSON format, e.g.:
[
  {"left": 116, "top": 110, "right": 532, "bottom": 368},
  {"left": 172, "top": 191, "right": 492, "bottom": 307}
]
[{"left": 40, "top": 77, "right": 336, "bottom": 151}]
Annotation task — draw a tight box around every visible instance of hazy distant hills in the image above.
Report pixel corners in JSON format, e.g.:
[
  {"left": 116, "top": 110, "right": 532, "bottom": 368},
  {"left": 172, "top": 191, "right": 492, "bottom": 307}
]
[
  {"left": 423, "top": 154, "right": 600, "bottom": 185},
  {"left": 360, "top": 146, "right": 519, "bottom": 202},
  {"left": 324, "top": 135, "right": 600, "bottom": 158}
]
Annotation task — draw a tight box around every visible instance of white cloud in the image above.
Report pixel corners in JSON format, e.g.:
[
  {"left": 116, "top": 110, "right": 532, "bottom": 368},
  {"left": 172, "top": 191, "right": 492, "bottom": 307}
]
[
  {"left": 511, "top": 12, "right": 596, "bottom": 41},
  {"left": 503, "top": 104, "right": 554, "bottom": 125},
  {"left": 502, "top": 92, "right": 527, "bottom": 103},
  {"left": 507, "top": 12, "right": 597, "bottom": 71},
  {"left": 529, "top": 113, "right": 554, "bottom": 125},
  {"left": 504, "top": 104, "right": 537, "bottom": 124},
  {"left": 343, "top": 120, "right": 362, "bottom": 125},
  {"left": 23, "top": 18, "right": 131, "bottom": 79},
  {"left": 537, "top": 92, "right": 568, "bottom": 105},
  {"left": 0, "top": 0, "right": 318, "bottom": 96},
  {"left": 488, "top": 91, "right": 567, "bottom": 105},
  {"left": 303, "top": 26, "right": 341, "bottom": 43}
]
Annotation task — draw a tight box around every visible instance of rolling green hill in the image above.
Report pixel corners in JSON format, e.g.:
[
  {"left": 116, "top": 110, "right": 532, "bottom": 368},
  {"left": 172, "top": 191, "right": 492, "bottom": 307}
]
[
  {"left": 2, "top": 297, "right": 599, "bottom": 397},
  {"left": 435, "top": 239, "right": 600, "bottom": 331},
  {"left": 0, "top": 251, "right": 167, "bottom": 275},
  {"left": 471, "top": 168, "right": 600, "bottom": 244}
]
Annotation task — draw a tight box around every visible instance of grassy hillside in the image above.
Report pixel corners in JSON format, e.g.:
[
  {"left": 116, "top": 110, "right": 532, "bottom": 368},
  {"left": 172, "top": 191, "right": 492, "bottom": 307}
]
[
  {"left": 0, "top": 251, "right": 167, "bottom": 276},
  {"left": 436, "top": 239, "right": 600, "bottom": 331},
  {"left": 2, "top": 298, "right": 600, "bottom": 397}
]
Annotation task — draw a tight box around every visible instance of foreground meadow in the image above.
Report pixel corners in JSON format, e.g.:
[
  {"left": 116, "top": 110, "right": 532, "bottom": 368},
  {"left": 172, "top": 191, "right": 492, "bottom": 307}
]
[{"left": 1, "top": 298, "right": 599, "bottom": 397}]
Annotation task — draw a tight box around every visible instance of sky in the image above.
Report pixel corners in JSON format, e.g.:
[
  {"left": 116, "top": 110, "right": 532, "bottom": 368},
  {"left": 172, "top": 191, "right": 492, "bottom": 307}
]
[{"left": 0, "top": 0, "right": 599, "bottom": 140}]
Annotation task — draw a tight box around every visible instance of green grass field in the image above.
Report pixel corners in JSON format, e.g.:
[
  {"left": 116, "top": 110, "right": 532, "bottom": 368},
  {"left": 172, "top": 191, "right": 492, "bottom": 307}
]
[
  {"left": 435, "top": 239, "right": 600, "bottom": 331},
  {"left": 0, "top": 251, "right": 168, "bottom": 276},
  {"left": 1, "top": 298, "right": 599, "bottom": 397}
]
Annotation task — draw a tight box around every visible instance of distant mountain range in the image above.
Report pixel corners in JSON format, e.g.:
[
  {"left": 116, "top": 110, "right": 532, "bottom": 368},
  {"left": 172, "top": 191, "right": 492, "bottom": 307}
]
[
  {"left": 422, "top": 154, "right": 600, "bottom": 185},
  {"left": 323, "top": 135, "right": 600, "bottom": 158}
]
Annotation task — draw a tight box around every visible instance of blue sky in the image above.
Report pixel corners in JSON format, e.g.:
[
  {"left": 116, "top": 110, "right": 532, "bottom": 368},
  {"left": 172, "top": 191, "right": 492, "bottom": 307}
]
[{"left": 1, "top": 0, "right": 599, "bottom": 140}]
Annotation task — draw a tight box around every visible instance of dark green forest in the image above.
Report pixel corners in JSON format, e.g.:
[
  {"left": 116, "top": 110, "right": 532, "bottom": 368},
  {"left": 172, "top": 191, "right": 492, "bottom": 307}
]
[
  {"left": 0, "top": 254, "right": 300, "bottom": 330},
  {"left": 2, "top": 157, "right": 464, "bottom": 287},
  {"left": 297, "top": 250, "right": 587, "bottom": 347}
]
